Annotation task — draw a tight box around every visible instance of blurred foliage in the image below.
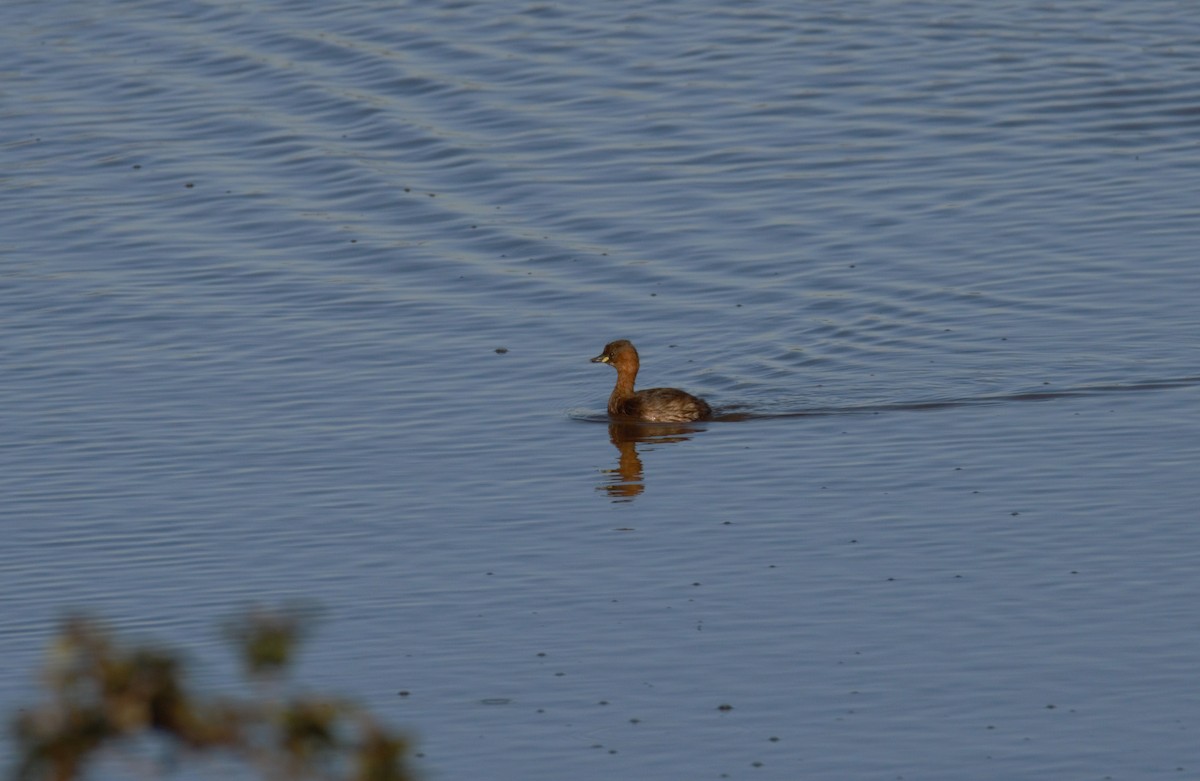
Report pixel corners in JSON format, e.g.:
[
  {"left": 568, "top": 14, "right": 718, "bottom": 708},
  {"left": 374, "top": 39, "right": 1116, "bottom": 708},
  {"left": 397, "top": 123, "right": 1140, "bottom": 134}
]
[
  {"left": 11, "top": 610, "right": 413, "bottom": 781},
  {"left": 223, "top": 604, "right": 318, "bottom": 677}
]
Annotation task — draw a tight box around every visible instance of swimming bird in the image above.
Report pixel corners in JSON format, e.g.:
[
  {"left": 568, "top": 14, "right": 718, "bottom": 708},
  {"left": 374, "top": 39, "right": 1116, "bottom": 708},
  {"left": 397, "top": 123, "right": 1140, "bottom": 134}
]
[{"left": 591, "top": 339, "right": 712, "bottom": 423}]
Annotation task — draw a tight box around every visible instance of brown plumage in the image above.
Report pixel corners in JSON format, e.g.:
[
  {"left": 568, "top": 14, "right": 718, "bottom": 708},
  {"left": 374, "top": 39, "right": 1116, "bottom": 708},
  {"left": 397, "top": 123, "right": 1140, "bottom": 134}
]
[{"left": 590, "top": 339, "right": 712, "bottom": 423}]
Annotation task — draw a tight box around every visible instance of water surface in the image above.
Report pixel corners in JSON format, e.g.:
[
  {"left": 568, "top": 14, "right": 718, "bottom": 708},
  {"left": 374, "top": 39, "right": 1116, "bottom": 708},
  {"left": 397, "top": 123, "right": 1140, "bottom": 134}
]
[{"left": 3, "top": 1, "right": 1199, "bottom": 779}]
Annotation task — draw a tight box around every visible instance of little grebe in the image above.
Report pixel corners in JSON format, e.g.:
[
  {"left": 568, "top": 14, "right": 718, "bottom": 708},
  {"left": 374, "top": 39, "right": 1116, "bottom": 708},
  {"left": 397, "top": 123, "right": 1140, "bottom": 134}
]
[{"left": 591, "top": 339, "right": 712, "bottom": 423}]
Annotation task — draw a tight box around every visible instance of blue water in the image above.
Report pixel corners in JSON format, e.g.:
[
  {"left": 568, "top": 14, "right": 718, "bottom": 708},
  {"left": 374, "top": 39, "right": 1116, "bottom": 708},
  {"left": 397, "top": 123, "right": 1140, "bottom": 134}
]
[{"left": 3, "top": 1, "right": 1200, "bottom": 779}]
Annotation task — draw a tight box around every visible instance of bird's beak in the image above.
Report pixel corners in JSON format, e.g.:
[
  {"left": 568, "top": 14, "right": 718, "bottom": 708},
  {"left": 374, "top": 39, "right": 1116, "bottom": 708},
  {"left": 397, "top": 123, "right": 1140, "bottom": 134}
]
[{"left": 590, "top": 353, "right": 609, "bottom": 363}]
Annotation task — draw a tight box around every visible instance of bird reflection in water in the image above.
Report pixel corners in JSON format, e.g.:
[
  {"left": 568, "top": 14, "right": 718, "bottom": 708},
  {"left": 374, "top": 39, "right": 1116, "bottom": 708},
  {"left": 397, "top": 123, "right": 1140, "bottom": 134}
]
[{"left": 598, "top": 420, "right": 705, "bottom": 500}]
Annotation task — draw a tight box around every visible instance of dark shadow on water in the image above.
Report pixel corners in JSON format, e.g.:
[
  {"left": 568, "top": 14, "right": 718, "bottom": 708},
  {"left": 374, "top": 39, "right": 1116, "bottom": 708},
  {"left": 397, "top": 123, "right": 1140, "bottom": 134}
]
[
  {"left": 713, "top": 374, "right": 1200, "bottom": 420},
  {"left": 576, "top": 375, "right": 1200, "bottom": 501}
]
